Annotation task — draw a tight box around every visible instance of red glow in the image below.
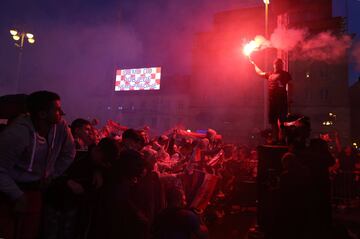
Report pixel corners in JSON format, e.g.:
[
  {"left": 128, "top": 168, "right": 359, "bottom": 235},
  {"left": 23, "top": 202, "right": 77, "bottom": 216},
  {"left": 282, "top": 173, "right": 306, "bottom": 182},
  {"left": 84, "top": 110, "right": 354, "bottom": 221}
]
[{"left": 242, "top": 36, "right": 269, "bottom": 57}]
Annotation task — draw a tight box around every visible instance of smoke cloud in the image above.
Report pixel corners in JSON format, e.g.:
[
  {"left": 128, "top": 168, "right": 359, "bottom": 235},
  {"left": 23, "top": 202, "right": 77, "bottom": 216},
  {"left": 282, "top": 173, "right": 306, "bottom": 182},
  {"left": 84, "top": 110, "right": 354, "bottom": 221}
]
[
  {"left": 272, "top": 28, "right": 352, "bottom": 62},
  {"left": 296, "top": 32, "right": 352, "bottom": 62},
  {"left": 0, "top": 0, "right": 262, "bottom": 121},
  {"left": 270, "top": 27, "right": 307, "bottom": 51},
  {"left": 247, "top": 27, "right": 352, "bottom": 63}
]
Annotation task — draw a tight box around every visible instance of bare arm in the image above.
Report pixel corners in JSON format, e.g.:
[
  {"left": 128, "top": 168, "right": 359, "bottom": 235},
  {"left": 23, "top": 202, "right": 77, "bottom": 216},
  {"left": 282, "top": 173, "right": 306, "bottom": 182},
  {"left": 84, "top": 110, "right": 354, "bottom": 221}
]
[
  {"left": 249, "top": 59, "right": 266, "bottom": 77},
  {"left": 287, "top": 81, "right": 293, "bottom": 103}
]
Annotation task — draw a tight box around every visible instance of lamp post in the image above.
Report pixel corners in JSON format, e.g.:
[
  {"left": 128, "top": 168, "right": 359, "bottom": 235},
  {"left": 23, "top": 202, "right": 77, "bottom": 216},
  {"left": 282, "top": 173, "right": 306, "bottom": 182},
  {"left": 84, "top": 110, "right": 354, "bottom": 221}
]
[
  {"left": 10, "top": 29, "right": 35, "bottom": 93},
  {"left": 263, "top": 0, "right": 270, "bottom": 129},
  {"left": 264, "top": 0, "right": 270, "bottom": 37}
]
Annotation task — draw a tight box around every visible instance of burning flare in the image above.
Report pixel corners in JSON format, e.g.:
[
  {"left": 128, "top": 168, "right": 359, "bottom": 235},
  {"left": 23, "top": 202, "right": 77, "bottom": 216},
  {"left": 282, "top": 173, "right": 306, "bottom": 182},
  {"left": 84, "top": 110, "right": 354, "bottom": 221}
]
[
  {"left": 243, "top": 41, "right": 258, "bottom": 56},
  {"left": 242, "top": 36, "right": 269, "bottom": 57}
]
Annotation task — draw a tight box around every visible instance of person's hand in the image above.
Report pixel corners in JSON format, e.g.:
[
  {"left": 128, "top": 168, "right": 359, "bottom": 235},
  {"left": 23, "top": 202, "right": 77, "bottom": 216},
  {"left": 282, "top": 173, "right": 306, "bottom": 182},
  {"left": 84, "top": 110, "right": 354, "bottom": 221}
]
[
  {"left": 14, "top": 194, "right": 27, "bottom": 213},
  {"left": 67, "top": 180, "right": 84, "bottom": 195},
  {"left": 91, "top": 118, "right": 99, "bottom": 126},
  {"left": 247, "top": 56, "right": 255, "bottom": 65}
]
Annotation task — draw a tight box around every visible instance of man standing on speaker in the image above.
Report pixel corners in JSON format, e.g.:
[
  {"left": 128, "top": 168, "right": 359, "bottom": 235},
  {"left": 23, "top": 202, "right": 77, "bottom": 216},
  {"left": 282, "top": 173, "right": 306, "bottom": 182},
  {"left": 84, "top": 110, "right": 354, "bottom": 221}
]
[{"left": 250, "top": 58, "right": 292, "bottom": 143}]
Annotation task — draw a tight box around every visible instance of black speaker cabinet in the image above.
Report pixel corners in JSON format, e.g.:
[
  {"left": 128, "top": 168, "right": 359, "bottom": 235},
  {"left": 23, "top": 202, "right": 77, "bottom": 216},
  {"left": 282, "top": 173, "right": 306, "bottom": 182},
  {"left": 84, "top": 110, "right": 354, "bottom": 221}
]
[{"left": 256, "top": 144, "right": 288, "bottom": 237}]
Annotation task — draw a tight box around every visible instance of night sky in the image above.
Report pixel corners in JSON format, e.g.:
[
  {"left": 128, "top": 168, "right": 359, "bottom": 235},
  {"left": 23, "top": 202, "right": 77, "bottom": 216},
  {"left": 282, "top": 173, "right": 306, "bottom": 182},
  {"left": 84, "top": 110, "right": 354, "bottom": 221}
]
[
  {"left": 0, "top": 0, "right": 257, "bottom": 91},
  {"left": 0, "top": 0, "right": 359, "bottom": 119}
]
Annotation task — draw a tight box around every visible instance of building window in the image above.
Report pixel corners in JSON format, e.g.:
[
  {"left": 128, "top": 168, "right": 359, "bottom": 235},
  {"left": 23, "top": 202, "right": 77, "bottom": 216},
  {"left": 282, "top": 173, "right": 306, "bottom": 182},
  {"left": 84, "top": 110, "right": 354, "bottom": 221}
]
[
  {"left": 320, "top": 69, "right": 328, "bottom": 80},
  {"left": 320, "top": 89, "right": 329, "bottom": 100}
]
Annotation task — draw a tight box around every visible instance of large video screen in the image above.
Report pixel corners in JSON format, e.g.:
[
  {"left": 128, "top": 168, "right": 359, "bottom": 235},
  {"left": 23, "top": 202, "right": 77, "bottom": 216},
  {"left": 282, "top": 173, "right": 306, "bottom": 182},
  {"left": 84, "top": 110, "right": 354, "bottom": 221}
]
[{"left": 115, "top": 67, "right": 161, "bottom": 91}]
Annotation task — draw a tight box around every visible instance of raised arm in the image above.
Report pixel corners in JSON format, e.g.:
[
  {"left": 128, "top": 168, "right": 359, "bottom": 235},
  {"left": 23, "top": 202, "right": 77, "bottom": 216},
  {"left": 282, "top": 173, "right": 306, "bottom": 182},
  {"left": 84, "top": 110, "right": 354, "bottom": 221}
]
[{"left": 249, "top": 58, "right": 266, "bottom": 77}]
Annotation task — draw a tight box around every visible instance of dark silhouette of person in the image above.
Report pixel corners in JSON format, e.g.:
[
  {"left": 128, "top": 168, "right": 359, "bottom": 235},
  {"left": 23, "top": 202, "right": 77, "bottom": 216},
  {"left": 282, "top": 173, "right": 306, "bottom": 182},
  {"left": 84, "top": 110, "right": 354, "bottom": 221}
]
[
  {"left": 0, "top": 91, "right": 75, "bottom": 239},
  {"left": 90, "top": 148, "right": 149, "bottom": 239},
  {"left": 278, "top": 115, "right": 335, "bottom": 239},
  {"left": 152, "top": 187, "right": 208, "bottom": 239},
  {"left": 251, "top": 58, "right": 292, "bottom": 142}
]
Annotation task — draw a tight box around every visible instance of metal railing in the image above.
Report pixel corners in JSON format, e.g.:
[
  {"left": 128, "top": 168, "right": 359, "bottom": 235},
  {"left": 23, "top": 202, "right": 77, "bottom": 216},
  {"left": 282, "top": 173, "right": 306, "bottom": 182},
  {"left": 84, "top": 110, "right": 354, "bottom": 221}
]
[{"left": 331, "top": 171, "right": 360, "bottom": 204}]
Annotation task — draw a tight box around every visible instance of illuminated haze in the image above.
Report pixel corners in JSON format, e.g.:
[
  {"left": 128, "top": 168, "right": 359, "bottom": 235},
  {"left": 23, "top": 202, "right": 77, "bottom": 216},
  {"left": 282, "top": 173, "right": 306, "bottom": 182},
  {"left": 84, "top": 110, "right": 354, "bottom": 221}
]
[
  {"left": 250, "top": 27, "right": 353, "bottom": 63},
  {"left": 1, "top": 0, "right": 359, "bottom": 125},
  {"left": 0, "top": 0, "right": 260, "bottom": 121}
]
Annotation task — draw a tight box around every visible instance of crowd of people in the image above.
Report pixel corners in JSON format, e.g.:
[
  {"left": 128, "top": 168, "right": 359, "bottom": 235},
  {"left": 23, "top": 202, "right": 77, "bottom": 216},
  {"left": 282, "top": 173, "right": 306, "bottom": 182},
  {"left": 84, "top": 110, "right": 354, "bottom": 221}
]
[
  {"left": 0, "top": 90, "right": 261, "bottom": 239},
  {"left": 0, "top": 90, "right": 359, "bottom": 239}
]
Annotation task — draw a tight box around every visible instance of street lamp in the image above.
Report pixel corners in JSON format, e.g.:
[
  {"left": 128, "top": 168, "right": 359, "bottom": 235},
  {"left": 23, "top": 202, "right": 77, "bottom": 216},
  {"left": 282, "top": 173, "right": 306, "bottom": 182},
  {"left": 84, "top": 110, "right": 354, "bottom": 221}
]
[
  {"left": 264, "top": 0, "right": 270, "bottom": 37},
  {"left": 9, "top": 29, "right": 35, "bottom": 93},
  {"left": 10, "top": 29, "right": 36, "bottom": 48},
  {"left": 263, "top": 0, "right": 270, "bottom": 129}
]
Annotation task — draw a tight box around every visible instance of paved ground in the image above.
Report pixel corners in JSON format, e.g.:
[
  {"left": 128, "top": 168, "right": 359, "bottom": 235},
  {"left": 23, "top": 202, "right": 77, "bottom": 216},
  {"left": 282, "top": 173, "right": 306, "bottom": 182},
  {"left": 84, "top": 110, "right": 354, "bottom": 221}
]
[
  {"left": 208, "top": 207, "right": 257, "bottom": 239},
  {"left": 207, "top": 203, "right": 360, "bottom": 239},
  {"left": 333, "top": 203, "right": 360, "bottom": 238}
]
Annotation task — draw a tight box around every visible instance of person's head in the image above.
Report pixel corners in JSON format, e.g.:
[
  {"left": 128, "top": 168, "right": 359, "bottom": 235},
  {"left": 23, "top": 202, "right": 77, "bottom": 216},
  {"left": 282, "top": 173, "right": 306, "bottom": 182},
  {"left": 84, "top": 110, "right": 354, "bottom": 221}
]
[
  {"left": 91, "top": 118, "right": 99, "bottom": 126},
  {"left": 238, "top": 146, "right": 249, "bottom": 161},
  {"left": 138, "top": 129, "right": 150, "bottom": 144},
  {"left": 166, "top": 187, "right": 186, "bottom": 208},
  {"left": 27, "top": 91, "right": 63, "bottom": 124},
  {"left": 141, "top": 147, "right": 158, "bottom": 172},
  {"left": 283, "top": 115, "right": 311, "bottom": 147},
  {"left": 206, "top": 128, "right": 217, "bottom": 142},
  {"left": 198, "top": 138, "right": 209, "bottom": 150},
  {"left": 115, "top": 149, "right": 147, "bottom": 181},
  {"left": 273, "top": 58, "right": 284, "bottom": 72},
  {"left": 179, "top": 140, "right": 194, "bottom": 156},
  {"left": 91, "top": 137, "right": 120, "bottom": 169},
  {"left": 158, "top": 135, "right": 169, "bottom": 146},
  {"left": 71, "top": 118, "right": 96, "bottom": 147},
  {"left": 122, "top": 128, "right": 145, "bottom": 150}
]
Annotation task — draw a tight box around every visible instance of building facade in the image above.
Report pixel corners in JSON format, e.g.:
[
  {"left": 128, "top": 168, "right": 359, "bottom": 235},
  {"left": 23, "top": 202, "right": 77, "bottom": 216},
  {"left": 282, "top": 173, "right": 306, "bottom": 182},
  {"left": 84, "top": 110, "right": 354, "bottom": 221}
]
[
  {"left": 273, "top": 0, "right": 351, "bottom": 142},
  {"left": 108, "top": 75, "right": 191, "bottom": 135},
  {"left": 350, "top": 79, "right": 360, "bottom": 145},
  {"left": 190, "top": 0, "right": 351, "bottom": 143},
  {"left": 190, "top": 6, "right": 269, "bottom": 143}
]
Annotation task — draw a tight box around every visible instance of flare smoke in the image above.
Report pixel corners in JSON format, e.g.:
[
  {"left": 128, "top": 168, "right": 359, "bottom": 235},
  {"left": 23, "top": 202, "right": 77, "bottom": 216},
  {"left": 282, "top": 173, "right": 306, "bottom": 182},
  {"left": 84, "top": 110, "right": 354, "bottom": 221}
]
[{"left": 246, "top": 27, "right": 352, "bottom": 63}]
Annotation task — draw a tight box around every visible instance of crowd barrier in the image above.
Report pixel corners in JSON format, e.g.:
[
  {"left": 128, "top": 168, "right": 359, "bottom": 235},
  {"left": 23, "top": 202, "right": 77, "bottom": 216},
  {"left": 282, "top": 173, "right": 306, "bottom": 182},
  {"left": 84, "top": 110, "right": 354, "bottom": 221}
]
[{"left": 331, "top": 171, "right": 360, "bottom": 204}]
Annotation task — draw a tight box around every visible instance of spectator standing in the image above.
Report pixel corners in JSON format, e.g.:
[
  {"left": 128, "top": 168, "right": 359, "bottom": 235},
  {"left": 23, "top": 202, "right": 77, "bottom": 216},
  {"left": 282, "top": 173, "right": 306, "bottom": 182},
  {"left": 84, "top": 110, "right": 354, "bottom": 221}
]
[{"left": 0, "top": 91, "right": 75, "bottom": 239}]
